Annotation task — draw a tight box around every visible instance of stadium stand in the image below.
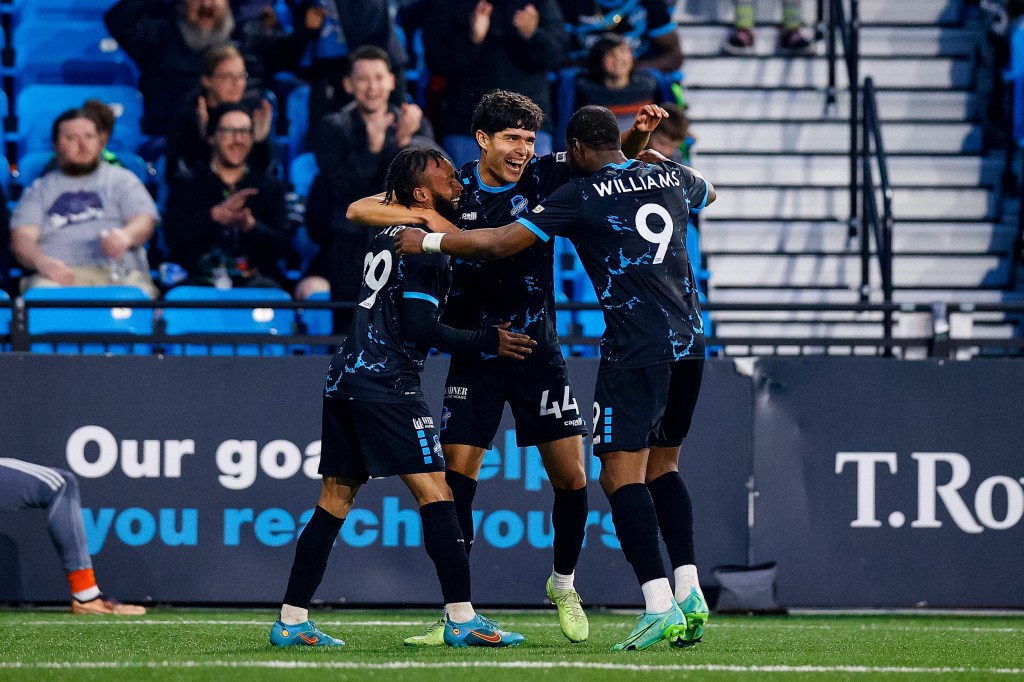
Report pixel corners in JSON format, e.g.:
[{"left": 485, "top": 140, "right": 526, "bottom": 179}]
[
  {"left": 161, "top": 286, "right": 294, "bottom": 357},
  {"left": 22, "top": 285, "right": 152, "bottom": 355},
  {"left": 14, "top": 84, "right": 143, "bottom": 157}
]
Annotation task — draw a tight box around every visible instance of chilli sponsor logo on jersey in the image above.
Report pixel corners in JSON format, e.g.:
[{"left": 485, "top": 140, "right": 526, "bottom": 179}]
[{"left": 510, "top": 194, "right": 529, "bottom": 217}]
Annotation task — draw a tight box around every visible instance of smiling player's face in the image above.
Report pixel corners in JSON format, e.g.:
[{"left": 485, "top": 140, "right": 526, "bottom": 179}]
[
  {"left": 477, "top": 127, "right": 536, "bottom": 186},
  {"left": 418, "top": 158, "right": 463, "bottom": 219}
]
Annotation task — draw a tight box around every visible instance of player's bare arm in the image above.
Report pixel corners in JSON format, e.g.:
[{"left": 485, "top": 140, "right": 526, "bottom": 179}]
[
  {"left": 347, "top": 193, "right": 460, "bottom": 233},
  {"left": 621, "top": 104, "right": 669, "bottom": 159},
  {"left": 395, "top": 223, "right": 538, "bottom": 261}
]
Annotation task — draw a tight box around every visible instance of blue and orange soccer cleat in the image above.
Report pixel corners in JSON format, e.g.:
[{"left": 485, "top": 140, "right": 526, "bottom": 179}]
[
  {"left": 269, "top": 619, "right": 345, "bottom": 647},
  {"left": 444, "top": 614, "right": 525, "bottom": 648}
]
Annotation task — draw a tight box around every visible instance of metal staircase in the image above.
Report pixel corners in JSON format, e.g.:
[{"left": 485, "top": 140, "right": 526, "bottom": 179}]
[{"left": 674, "top": 0, "right": 1019, "bottom": 346}]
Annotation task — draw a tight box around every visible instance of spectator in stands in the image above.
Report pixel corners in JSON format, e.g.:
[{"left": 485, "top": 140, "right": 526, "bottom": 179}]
[
  {"left": 0, "top": 457, "right": 146, "bottom": 616},
  {"left": 41, "top": 100, "right": 125, "bottom": 176},
  {"left": 9, "top": 109, "right": 160, "bottom": 299},
  {"left": 723, "top": 0, "right": 812, "bottom": 55},
  {"left": 646, "top": 102, "right": 693, "bottom": 165},
  {"left": 287, "top": 0, "right": 408, "bottom": 135},
  {"left": 165, "top": 46, "right": 275, "bottom": 177},
  {"left": 162, "top": 103, "right": 292, "bottom": 289},
  {"left": 574, "top": 34, "right": 663, "bottom": 126},
  {"left": 105, "top": 0, "right": 316, "bottom": 138},
  {"left": 298, "top": 46, "right": 436, "bottom": 329},
  {"left": 423, "top": 0, "right": 567, "bottom": 166},
  {"left": 560, "top": 0, "right": 682, "bottom": 72}
]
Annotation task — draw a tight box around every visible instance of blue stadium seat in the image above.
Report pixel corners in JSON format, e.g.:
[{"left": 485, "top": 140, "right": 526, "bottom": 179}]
[
  {"left": 15, "top": 85, "right": 143, "bottom": 157},
  {"left": 161, "top": 286, "right": 295, "bottom": 356},
  {"left": 23, "top": 286, "right": 153, "bottom": 354},
  {"left": 289, "top": 152, "right": 318, "bottom": 198},
  {"left": 0, "top": 155, "right": 10, "bottom": 192},
  {"left": 10, "top": 19, "right": 138, "bottom": 94},
  {"left": 286, "top": 85, "right": 310, "bottom": 164},
  {"left": 18, "top": 150, "right": 150, "bottom": 188},
  {"left": 0, "top": 290, "right": 11, "bottom": 349},
  {"left": 301, "top": 290, "right": 332, "bottom": 336},
  {"left": 9, "top": 0, "right": 116, "bottom": 23}
]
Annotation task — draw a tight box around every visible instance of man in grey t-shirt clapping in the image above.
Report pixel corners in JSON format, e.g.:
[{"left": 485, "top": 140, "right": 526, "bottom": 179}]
[{"left": 10, "top": 108, "right": 159, "bottom": 298}]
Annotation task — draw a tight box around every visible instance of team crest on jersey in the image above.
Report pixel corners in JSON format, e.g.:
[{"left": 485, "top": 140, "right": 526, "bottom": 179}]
[
  {"left": 532, "top": 205, "right": 544, "bottom": 213},
  {"left": 461, "top": 212, "right": 477, "bottom": 221},
  {"left": 412, "top": 416, "right": 435, "bottom": 430},
  {"left": 510, "top": 195, "right": 529, "bottom": 216},
  {"left": 555, "top": 152, "right": 566, "bottom": 162}
]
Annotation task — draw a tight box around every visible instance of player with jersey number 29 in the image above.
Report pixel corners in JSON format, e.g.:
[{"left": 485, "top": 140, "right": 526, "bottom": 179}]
[{"left": 395, "top": 105, "right": 716, "bottom": 652}]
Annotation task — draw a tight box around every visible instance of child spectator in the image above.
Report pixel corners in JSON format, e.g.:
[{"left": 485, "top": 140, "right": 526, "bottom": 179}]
[{"left": 574, "top": 34, "right": 663, "bottom": 126}]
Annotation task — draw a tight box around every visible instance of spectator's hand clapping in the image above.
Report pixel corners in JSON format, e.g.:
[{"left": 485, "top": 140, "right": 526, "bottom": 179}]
[
  {"left": 632, "top": 104, "right": 669, "bottom": 134},
  {"left": 253, "top": 98, "right": 273, "bottom": 142},
  {"left": 396, "top": 103, "right": 423, "bottom": 147},
  {"left": 470, "top": 0, "right": 493, "bottom": 44},
  {"left": 513, "top": 4, "right": 540, "bottom": 40},
  {"left": 197, "top": 95, "right": 209, "bottom": 137},
  {"left": 37, "top": 255, "right": 74, "bottom": 285},
  {"left": 100, "top": 227, "right": 132, "bottom": 260},
  {"left": 304, "top": 6, "right": 326, "bottom": 31},
  {"left": 365, "top": 112, "right": 396, "bottom": 153},
  {"left": 211, "top": 188, "right": 260, "bottom": 227}
]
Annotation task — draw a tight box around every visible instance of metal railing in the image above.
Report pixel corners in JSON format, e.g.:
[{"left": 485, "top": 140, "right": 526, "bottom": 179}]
[
  {"left": 1, "top": 298, "right": 1021, "bottom": 358},
  {"left": 859, "top": 77, "right": 895, "bottom": 344},
  {"left": 823, "top": 0, "right": 860, "bottom": 233}
]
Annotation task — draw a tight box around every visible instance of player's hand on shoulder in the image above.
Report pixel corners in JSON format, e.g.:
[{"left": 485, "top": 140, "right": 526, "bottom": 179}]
[
  {"left": 494, "top": 322, "right": 536, "bottom": 360},
  {"left": 636, "top": 148, "right": 670, "bottom": 164},
  {"left": 632, "top": 105, "right": 669, "bottom": 134},
  {"left": 394, "top": 227, "right": 428, "bottom": 256}
]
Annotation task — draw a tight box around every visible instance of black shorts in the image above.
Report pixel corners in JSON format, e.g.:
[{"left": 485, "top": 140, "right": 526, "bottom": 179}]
[
  {"left": 592, "top": 359, "right": 704, "bottom": 456},
  {"left": 320, "top": 396, "right": 445, "bottom": 483},
  {"left": 440, "top": 362, "right": 588, "bottom": 448}
]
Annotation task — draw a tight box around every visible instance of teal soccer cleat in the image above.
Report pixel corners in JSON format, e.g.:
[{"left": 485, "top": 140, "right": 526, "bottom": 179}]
[
  {"left": 673, "top": 589, "right": 709, "bottom": 647},
  {"left": 444, "top": 614, "right": 525, "bottom": 648},
  {"left": 269, "top": 619, "right": 345, "bottom": 647},
  {"left": 611, "top": 605, "right": 687, "bottom": 651}
]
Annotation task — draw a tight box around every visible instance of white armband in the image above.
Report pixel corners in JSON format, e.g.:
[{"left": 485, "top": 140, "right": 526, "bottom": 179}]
[{"left": 422, "top": 232, "right": 445, "bottom": 254}]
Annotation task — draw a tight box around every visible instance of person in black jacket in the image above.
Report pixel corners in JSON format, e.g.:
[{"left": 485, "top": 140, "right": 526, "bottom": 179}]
[
  {"left": 162, "top": 103, "right": 293, "bottom": 288},
  {"left": 422, "top": 0, "right": 567, "bottom": 167},
  {"left": 105, "top": 0, "right": 316, "bottom": 138},
  {"left": 297, "top": 46, "right": 436, "bottom": 329}
]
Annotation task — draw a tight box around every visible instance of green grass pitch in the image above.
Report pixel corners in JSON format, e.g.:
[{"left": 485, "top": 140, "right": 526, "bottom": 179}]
[{"left": 1, "top": 608, "right": 1022, "bottom": 680}]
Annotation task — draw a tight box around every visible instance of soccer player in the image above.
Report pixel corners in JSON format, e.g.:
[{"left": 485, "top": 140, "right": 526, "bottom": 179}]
[
  {"left": 0, "top": 458, "right": 146, "bottom": 615},
  {"left": 270, "top": 147, "right": 533, "bottom": 649},
  {"left": 394, "top": 105, "right": 716, "bottom": 651},
  {"left": 346, "top": 91, "right": 665, "bottom": 646}
]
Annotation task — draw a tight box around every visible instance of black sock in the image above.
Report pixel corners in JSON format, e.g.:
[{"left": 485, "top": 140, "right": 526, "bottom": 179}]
[
  {"left": 647, "top": 472, "right": 696, "bottom": 568},
  {"left": 551, "top": 486, "right": 588, "bottom": 576},
  {"left": 282, "top": 506, "right": 345, "bottom": 609},
  {"left": 608, "top": 483, "right": 667, "bottom": 586},
  {"left": 420, "top": 501, "right": 472, "bottom": 604},
  {"left": 445, "top": 470, "right": 478, "bottom": 557}
]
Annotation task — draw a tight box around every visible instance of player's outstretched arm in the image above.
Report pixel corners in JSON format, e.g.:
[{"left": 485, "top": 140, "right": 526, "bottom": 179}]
[
  {"left": 402, "top": 300, "right": 536, "bottom": 359},
  {"left": 621, "top": 104, "right": 669, "bottom": 159},
  {"left": 346, "top": 193, "right": 460, "bottom": 233},
  {"left": 395, "top": 223, "right": 537, "bottom": 260}
]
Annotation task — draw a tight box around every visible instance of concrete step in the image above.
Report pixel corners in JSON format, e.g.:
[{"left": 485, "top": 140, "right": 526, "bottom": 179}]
[
  {"left": 694, "top": 155, "right": 999, "bottom": 188},
  {"left": 684, "top": 57, "right": 972, "bottom": 89},
  {"left": 696, "top": 122, "right": 981, "bottom": 154},
  {"left": 707, "top": 187, "right": 991, "bottom": 221},
  {"left": 679, "top": 26, "right": 975, "bottom": 58},
  {"left": 707, "top": 287, "right": 1024, "bottom": 304},
  {"left": 711, "top": 319, "right": 1014, "bottom": 339},
  {"left": 684, "top": 89, "right": 973, "bottom": 121},
  {"left": 706, "top": 254, "right": 1009, "bottom": 288},
  {"left": 672, "top": 0, "right": 962, "bottom": 27},
  {"left": 699, "top": 221, "right": 1017, "bottom": 255}
]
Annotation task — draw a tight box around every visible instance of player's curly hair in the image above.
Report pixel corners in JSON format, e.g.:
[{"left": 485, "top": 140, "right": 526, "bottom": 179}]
[
  {"left": 383, "top": 146, "right": 450, "bottom": 207},
  {"left": 566, "top": 105, "right": 621, "bottom": 151},
  {"left": 471, "top": 90, "right": 545, "bottom": 136}
]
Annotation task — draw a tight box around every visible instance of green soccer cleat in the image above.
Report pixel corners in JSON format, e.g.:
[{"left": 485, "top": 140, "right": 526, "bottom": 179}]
[
  {"left": 610, "top": 605, "right": 687, "bottom": 652},
  {"left": 403, "top": 614, "right": 447, "bottom": 647},
  {"left": 444, "top": 614, "right": 525, "bottom": 648},
  {"left": 673, "top": 588, "right": 709, "bottom": 647},
  {"left": 269, "top": 619, "right": 345, "bottom": 647},
  {"left": 546, "top": 577, "right": 589, "bottom": 642}
]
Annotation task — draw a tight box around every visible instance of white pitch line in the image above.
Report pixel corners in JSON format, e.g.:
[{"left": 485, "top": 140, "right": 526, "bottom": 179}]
[{"left": 0, "top": 661, "right": 1022, "bottom": 675}]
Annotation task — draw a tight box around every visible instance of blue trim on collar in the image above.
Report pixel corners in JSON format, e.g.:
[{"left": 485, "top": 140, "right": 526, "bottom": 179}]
[
  {"left": 603, "top": 159, "right": 638, "bottom": 170},
  {"left": 474, "top": 164, "right": 518, "bottom": 193}
]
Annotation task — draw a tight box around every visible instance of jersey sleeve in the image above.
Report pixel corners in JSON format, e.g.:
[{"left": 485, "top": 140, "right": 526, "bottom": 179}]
[
  {"left": 400, "top": 252, "right": 448, "bottom": 308},
  {"left": 514, "top": 182, "right": 584, "bottom": 241},
  {"left": 664, "top": 161, "right": 711, "bottom": 212},
  {"left": 534, "top": 152, "right": 573, "bottom": 197}
]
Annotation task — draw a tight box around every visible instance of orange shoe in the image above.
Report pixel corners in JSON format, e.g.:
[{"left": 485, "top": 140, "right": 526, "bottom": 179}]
[{"left": 71, "top": 595, "right": 146, "bottom": 616}]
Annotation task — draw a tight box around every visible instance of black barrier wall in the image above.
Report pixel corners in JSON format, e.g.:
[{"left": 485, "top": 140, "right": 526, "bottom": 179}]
[
  {"left": 2, "top": 355, "right": 1022, "bottom": 608},
  {"left": 0, "top": 355, "right": 750, "bottom": 606}
]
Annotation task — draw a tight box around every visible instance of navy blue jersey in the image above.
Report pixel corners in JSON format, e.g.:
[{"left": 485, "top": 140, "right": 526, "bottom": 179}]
[
  {"left": 443, "top": 153, "right": 571, "bottom": 370},
  {"left": 516, "top": 159, "right": 710, "bottom": 369},
  {"left": 325, "top": 226, "right": 451, "bottom": 402}
]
